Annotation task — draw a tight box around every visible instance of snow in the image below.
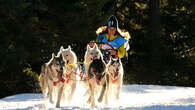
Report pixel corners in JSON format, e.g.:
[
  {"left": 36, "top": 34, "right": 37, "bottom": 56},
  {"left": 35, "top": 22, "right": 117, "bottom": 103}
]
[{"left": 1, "top": 84, "right": 195, "bottom": 110}]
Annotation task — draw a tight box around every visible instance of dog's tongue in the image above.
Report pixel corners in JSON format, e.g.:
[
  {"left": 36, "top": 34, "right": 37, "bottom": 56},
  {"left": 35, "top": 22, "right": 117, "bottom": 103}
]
[
  {"left": 114, "top": 72, "right": 118, "bottom": 79},
  {"left": 57, "top": 70, "right": 63, "bottom": 78},
  {"left": 96, "top": 75, "right": 101, "bottom": 85}
]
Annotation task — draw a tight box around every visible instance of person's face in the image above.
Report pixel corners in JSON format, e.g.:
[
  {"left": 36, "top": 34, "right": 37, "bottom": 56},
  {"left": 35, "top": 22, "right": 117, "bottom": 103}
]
[{"left": 108, "top": 27, "right": 116, "bottom": 36}]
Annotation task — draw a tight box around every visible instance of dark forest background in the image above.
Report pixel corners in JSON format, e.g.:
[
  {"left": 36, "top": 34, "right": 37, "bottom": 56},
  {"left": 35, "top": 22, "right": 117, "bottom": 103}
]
[{"left": 0, "top": 0, "right": 194, "bottom": 98}]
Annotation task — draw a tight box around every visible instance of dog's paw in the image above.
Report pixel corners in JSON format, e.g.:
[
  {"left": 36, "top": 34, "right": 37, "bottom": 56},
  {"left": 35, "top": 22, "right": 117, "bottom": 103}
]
[
  {"left": 91, "top": 102, "right": 95, "bottom": 107},
  {"left": 87, "top": 97, "right": 91, "bottom": 104},
  {"left": 104, "top": 101, "right": 108, "bottom": 106},
  {"left": 116, "top": 96, "right": 119, "bottom": 100},
  {"left": 56, "top": 104, "right": 60, "bottom": 108},
  {"left": 104, "top": 98, "right": 108, "bottom": 105},
  {"left": 98, "top": 98, "right": 103, "bottom": 103},
  {"left": 50, "top": 100, "right": 54, "bottom": 104}
]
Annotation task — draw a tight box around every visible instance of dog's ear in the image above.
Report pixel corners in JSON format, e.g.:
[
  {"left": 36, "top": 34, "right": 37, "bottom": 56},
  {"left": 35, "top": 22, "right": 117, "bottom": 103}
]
[
  {"left": 87, "top": 44, "right": 91, "bottom": 50},
  {"left": 93, "top": 43, "right": 98, "bottom": 49},
  {"left": 68, "top": 45, "right": 71, "bottom": 50},
  {"left": 57, "top": 46, "right": 64, "bottom": 57},
  {"left": 60, "top": 46, "right": 64, "bottom": 51},
  {"left": 118, "top": 58, "right": 122, "bottom": 64},
  {"left": 52, "top": 53, "right": 56, "bottom": 58}
]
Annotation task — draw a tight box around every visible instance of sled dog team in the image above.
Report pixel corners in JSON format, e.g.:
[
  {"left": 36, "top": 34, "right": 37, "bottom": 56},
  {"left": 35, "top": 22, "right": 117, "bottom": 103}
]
[{"left": 39, "top": 43, "right": 124, "bottom": 107}]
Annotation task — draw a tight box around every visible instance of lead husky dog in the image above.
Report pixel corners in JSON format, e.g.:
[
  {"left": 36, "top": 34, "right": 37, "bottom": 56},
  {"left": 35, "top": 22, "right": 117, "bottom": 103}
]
[
  {"left": 87, "top": 58, "right": 110, "bottom": 107},
  {"left": 84, "top": 44, "right": 110, "bottom": 107},
  {"left": 39, "top": 53, "right": 66, "bottom": 107},
  {"left": 107, "top": 57, "right": 124, "bottom": 100},
  {"left": 57, "top": 45, "right": 78, "bottom": 104}
]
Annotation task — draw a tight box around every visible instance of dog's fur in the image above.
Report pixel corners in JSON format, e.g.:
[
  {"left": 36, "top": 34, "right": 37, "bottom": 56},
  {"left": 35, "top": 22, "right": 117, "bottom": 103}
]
[
  {"left": 87, "top": 54, "right": 109, "bottom": 107},
  {"left": 39, "top": 53, "right": 66, "bottom": 107},
  {"left": 107, "top": 58, "right": 124, "bottom": 100},
  {"left": 57, "top": 45, "right": 78, "bottom": 104},
  {"left": 84, "top": 43, "right": 103, "bottom": 76}
]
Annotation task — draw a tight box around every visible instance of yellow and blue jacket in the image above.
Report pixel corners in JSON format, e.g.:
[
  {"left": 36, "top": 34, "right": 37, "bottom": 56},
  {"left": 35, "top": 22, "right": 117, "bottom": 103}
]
[{"left": 96, "top": 33, "right": 127, "bottom": 58}]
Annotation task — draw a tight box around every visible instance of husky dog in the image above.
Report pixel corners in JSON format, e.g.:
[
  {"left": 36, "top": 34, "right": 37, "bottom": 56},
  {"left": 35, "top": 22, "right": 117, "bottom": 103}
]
[
  {"left": 84, "top": 43, "right": 103, "bottom": 77},
  {"left": 107, "top": 58, "right": 124, "bottom": 100},
  {"left": 87, "top": 55, "right": 109, "bottom": 107},
  {"left": 39, "top": 53, "right": 66, "bottom": 107},
  {"left": 57, "top": 45, "right": 78, "bottom": 104}
]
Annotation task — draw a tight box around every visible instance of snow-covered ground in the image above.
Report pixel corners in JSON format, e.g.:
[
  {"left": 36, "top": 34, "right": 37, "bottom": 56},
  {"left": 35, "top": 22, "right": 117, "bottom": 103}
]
[{"left": 1, "top": 84, "right": 195, "bottom": 110}]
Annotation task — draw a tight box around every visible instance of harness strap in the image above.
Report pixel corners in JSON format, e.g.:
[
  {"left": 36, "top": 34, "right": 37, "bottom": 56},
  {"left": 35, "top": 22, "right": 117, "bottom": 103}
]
[
  {"left": 65, "top": 74, "right": 70, "bottom": 83},
  {"left": 76, "top": 62, "right": 89, "bottom": 65},
  {"left": 53, "top": 78, "right": 65, "bottom": 86},
  {"left": 66, "top": 63, "right": 76, "bottom": 66}
]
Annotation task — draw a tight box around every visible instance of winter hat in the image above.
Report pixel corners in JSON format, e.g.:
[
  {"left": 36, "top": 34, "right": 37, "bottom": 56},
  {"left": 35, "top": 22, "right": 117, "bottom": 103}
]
[{"left": 107, "top": 15, "right": 118, "bottom": 29}]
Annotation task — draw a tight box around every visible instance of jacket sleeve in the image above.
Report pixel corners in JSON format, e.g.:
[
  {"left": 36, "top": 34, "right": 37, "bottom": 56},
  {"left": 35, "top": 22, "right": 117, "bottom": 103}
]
[{"left": 118, "top": 44, "right": 126, "bottom": 58}]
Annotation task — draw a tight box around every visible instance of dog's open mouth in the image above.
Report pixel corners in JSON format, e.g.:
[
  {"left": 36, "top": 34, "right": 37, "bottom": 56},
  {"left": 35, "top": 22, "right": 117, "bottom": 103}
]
[
  {"left": 56, "top": 70, "right": 63, "bottom": 75},
  {"left": 114, "top": 72, "right": 118, "bottom": 79}
]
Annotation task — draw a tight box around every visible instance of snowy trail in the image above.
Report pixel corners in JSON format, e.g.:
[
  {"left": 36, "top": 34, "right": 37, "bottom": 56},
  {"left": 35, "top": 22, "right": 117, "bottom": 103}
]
[{"left": 1, "top": 84, "right": 195, "bottom": 110}]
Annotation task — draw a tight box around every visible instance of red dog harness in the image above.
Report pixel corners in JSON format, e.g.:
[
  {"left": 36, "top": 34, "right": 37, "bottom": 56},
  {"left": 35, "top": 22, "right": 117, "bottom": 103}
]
[{"left": 53, "top": 74, "right": 71, "bottom": 86}]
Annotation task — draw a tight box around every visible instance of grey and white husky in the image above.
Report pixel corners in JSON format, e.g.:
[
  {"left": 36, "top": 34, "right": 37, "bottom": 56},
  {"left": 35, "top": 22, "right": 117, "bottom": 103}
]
[
  {"left": 107, "top": 57, "right": 124, "bottom": 100},
  {"left": 39, "top": 53, "right": 66, "bottom": 107}
]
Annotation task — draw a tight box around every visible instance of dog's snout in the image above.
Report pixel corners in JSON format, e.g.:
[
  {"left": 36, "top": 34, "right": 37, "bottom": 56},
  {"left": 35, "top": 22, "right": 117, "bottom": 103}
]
[{"left": 60, "top": 67, "right": 63, "bottom": 71}]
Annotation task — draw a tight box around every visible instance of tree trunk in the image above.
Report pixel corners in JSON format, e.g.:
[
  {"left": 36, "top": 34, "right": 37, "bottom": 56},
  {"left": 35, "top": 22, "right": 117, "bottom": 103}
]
[{"left": 146, "top": 0, "right": 162, "bottom": 82}]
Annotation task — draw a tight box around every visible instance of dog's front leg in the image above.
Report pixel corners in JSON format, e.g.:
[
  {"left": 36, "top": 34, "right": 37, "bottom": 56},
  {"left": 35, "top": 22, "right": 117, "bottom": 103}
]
[
  {"left": 89, "top": 81, "right": 95, "bottom": 107},
  {"left": 115, "top": 80, "right": 121, "bottom": 100},
  {"left": 43, "top": 77, "right": 48, "bottom": 98},
  {"left": 48, "top": 85, "right": 54, "bottom": 104},
  {"left": 56, "top": 85, "right": 64, "bottom": 108},
  {"left": 39, "top": 74, "right": 48, "bottom": 98},
  {"left": 104, "top": 74, "right": 110, "bottom": 105},
  {"left": 116, "top": 75, "right": 123, "bottom": 100},
  {"left": 68, "top": 82, "right": 76, "bottom": 103},
  {"left": 87, "top": 96, "right": 91, "bottom": 104},
  {"left": 98, "top": 82, "right": 106, "bottom": 103}
]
